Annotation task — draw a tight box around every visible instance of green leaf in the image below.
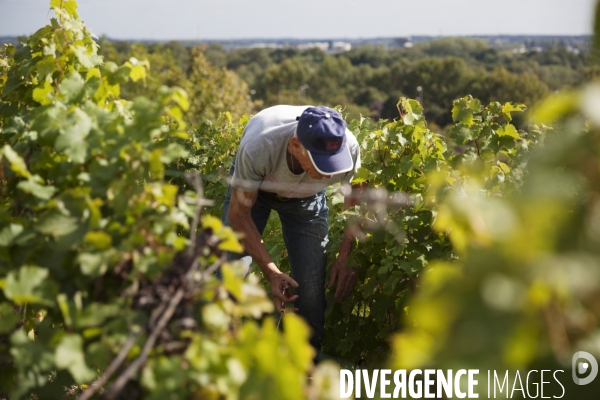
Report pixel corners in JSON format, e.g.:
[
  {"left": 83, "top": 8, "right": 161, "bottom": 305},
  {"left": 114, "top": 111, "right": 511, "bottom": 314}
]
[
  {"left": 408, "top": 98, "right": 423, "bottom": 114},
  {"left": 62, "top": 0, "right": 79, "bottom": 18},
  {"left": 35, "top": 56, "right": 56, "bottom": 80},
  {"left": 55, "top": 107, "right": 91, "bottom": 163},
  {"left": 449, "top": 125, "right": 473, "bottom": 145},
  {"left": 3, "top": 266, "right": 53, "bottom": 306},
  {"left": 202, "top": 215, "right": 243, "bottom": 253},
  {"left": 497, "top": 124, "right": 521, "bottom": 139},
  {"left": 59, "top": 71, "right": 85, "bottom": 103},
  {"left": 455, "top": 108, "right": 473, "bottom": 127},
  {"left": 530, "top": 91, "right": 579, "bottom": 124},
  {"left": 468, "top": 98, "right": 482, "bottom": 112},
  {"left": 108, "top": 65, "right": 132, "bottom": 85},
  {"left": 75, "top": 302, "right": 121, "bottom": 328},
  {"left": 502, "top": 102, "right": 526, "bottom": 114},
  {"left": 168, "top": 87, "right": 189, "bottom": 111},
  {"left": 36, "top": 209, "right": 80, "bottom": 237},
  {"left": 32, "top": 80, "right": 54, "bottom": 105},
  {"left": 498, "top": 162, "right": 511, "bottom": 174},
  {"left": 221, "top": 264, "right": 243, "bottom": 300},
  {"left": 83, "top": 231, "right": 112, "bottom": 250},
  {"left": 57, "top": 293, "right": 72, "bottom": 328},
  {"left": 149, "top": 149, "right": 164, "bottom": 178},
  {"left": 78, "top": 252, "right": 110, "bottom": 277},
  {"left": 282, "top": 313, "right": 314, "bottom": 370},
  {"left": 160, "top": 143, "right": 188, "bottom": 163},
  {"left": 383, "top": 273, "right": 403, "bottom": 295},
  {"left": 0, "top": 224, "right": 24, "bottom": 246},
  {"left": 202, "top": 304, "right": 230, "bottom": 331},
  {"left": 73, "top": 45, "right": 95, "bottom": 69},
  {"left": 0, "top": 303, "right": 19, "bottom": 333},
  {"left": 17, "top": 178, "right": 57, "bottom": 200},
  {"left": 55, "top": 334, "right": 95, "bottom": 383},
  {"left": 398, "top": 97, "right": 412, "bottom": 114},
  {"left": 3, "top": 43, "right": 15, "bottom": 57},
  {"left": 129, "top": 64, "right": 146, "bottom": 82},
  {"left": 351, "top": 167, "right": 371, "bottom": 184},
  {"left": 2, "top": 145, "right": 31, "bottom": 178},
  {"left": 403, "top": 112, "right": 418, "bottom": 126}
]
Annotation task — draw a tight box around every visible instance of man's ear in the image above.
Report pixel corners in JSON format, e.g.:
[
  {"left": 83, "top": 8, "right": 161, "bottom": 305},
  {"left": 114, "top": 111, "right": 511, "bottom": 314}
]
[{"left": 289, "top": 136, "right": 302, "bottom": 153}]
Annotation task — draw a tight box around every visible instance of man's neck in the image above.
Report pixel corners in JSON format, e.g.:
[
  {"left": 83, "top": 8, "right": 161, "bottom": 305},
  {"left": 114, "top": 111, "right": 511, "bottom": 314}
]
[{"left": 286, "top": 149, "right": 305, "bottom": 175}]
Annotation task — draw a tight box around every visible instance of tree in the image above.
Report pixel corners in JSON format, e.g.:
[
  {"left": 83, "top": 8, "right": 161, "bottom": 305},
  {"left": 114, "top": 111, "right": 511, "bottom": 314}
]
[
  {"left": 186, "top": 46, "right": 254, "bottom": 125},
  {"left": 262, "top": 57, "right": 312, "bottom": 104}
]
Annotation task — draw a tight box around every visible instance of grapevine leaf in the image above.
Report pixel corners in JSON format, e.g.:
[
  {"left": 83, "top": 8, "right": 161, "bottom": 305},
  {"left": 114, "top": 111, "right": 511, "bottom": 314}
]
[
  {"left": 221, "top": 264, "right": 243, "bottom": 300},
  {"left": 55, "top": 107, "right": 91, "bottom": 163},
  {"left": 35, "top": 56, "right": 55, "bottom": 81},
  {"left": 73, "top": 46, "right": 95, "bottom": 69},
  {"left": 2, "top": 145, "right": 31, "bottom": 178},
  {"left": 202, "top": 215, "right": 243, "bottom": 253},
  {"left": 86, "top": 68, "right": 101, "bottom": 81},
  {"left": 282, "top": 313, "right": 314, "bottom": 370},
  {"left": 36, "top": 209, "right": 79, "bottom": 237},
  {"left": 456, "top": 108, "right": 473, "bottom": 127},
  {"left": 497, "top": 124, "right": 521, "bottom": 139},
  {"left": 0, "top": 224, "right": 24, "bottom": 246},
  {"left": 383, "top": 273, "right": 403, "bottom": 295},
  {"left": 0, "top": 303, "right": 19, "bottom": 333},
  {"left": 168, "top": 87, "right": 190, "bottom": 111},
  {"left": 75, "top": 303, "right": 121, "bottom": 328},
  {"left": 59, "top": 71, "right": 85, "bottom": 103},
  {"left": 149, "top": 149, "right": 164, "bottom": 178},
  {"left": 129, "top": 64, "right": 146, "bottom": 82},
  {"left": 3, "top": 43, "right": 15, "bottom": 57},
  {"left": 498, "top": 162, "right": 511, "bottom": 174},
  {"left": 160, "top": 143, "right": 188, "bottom": 163},
  {"left": 530, "top": 91, "right": 579, "bottom": 124},
  {"left": 408, "top": 98, "right": 423, "bottom": 114},
  {"left": 83, "top": 231, "right": 112, "bottom": 250},
  {"left": 108, "top": 65, "right": 132, "bottom": 85},
  {"left": 2, "top": 73, "right": 22, "bottom": 96},
  {"left": 351, "top": 167, "right": 371, "bottom": 184},
  {"left": 468, "top": 98, "right": 482, "bottom": 112},
  {"left": 33, "top": 80, "right": 54, "bottom": 105},
  {"left": 17, "top": 178, "right": 57, "bottom": 200},
  {"left": 78, "top": 252, "right": 110, "bottom": 277},
  {"left": 62, "top": 0, "right": 79, "bottom": 18},
  {"left": 449, "top": 125, "right": 473, "bottom": 145},
  {"left": 57, "top": 293, "right": 72, "bottom": 327},
  {"left": 202, "top": 304, "right": 230, "bottom": 330},
  {"left": 55, "top": 334, "right": 95, "bottom": 383},
  {"left": 403, "top": 112, "right": 418, "bottom": 126},
  {"left": 502, "top": 102, "right": 526, "bottom": 113},
  {"left": 3, "top": 266, "right": 53, "bottom": 306}
]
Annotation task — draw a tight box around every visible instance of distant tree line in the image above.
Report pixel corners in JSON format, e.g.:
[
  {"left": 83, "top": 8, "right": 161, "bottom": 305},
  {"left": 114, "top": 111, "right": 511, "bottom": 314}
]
[{"left": 96, "top": 37, "right": 600, "bottom": 128}]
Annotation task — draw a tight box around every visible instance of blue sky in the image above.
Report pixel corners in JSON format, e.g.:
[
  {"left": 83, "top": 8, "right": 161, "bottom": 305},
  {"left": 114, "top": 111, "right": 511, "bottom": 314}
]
[{"left": 0, "top": 0, "right": 597, "bottom": 40}]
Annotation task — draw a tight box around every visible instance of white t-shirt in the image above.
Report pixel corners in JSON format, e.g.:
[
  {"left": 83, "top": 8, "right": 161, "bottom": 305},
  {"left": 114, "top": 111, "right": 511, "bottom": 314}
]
[{"left": 231, "top": 105, "right": 361, "bottom": 198}]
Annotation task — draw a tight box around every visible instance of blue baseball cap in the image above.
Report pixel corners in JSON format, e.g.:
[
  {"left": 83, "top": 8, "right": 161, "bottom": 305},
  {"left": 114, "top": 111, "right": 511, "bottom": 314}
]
[{"left": 296, "top": 106, "right": 353, "bottom": 175}]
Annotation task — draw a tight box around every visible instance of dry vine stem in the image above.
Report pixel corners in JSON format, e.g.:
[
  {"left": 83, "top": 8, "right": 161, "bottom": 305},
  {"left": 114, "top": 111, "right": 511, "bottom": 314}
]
[{"left": 78, "top": 173, "right": 217, "bottom": 400}]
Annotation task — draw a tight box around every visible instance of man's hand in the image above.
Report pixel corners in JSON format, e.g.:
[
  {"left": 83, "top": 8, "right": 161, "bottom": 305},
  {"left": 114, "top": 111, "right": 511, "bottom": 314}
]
[
  {"left": 327, "top": 183, "right": 364, "bottom": 302},
  {"left": 327, "top": 254, "right": 357, "bottom": 302},
  {"left": 229, "top": 188, "right": 299, "bottom": 311},
  {"left": 269, "top": 271, "right": 299, "bottom": 312}
]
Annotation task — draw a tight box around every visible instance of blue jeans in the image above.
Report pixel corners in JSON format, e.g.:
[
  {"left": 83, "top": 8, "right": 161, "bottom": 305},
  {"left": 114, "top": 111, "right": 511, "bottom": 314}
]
[{"left": 221, "top": 172, "right": 329, "bottom": 352}]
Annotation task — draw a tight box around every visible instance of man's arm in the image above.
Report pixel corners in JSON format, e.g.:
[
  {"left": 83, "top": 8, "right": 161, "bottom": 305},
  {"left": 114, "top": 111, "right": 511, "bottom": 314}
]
[
  {"left": 227, "top": 187, "right": 299, "bottom": 312},
  {"left": 327, "top": 183, "right": 365, "bottom": 302}
]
